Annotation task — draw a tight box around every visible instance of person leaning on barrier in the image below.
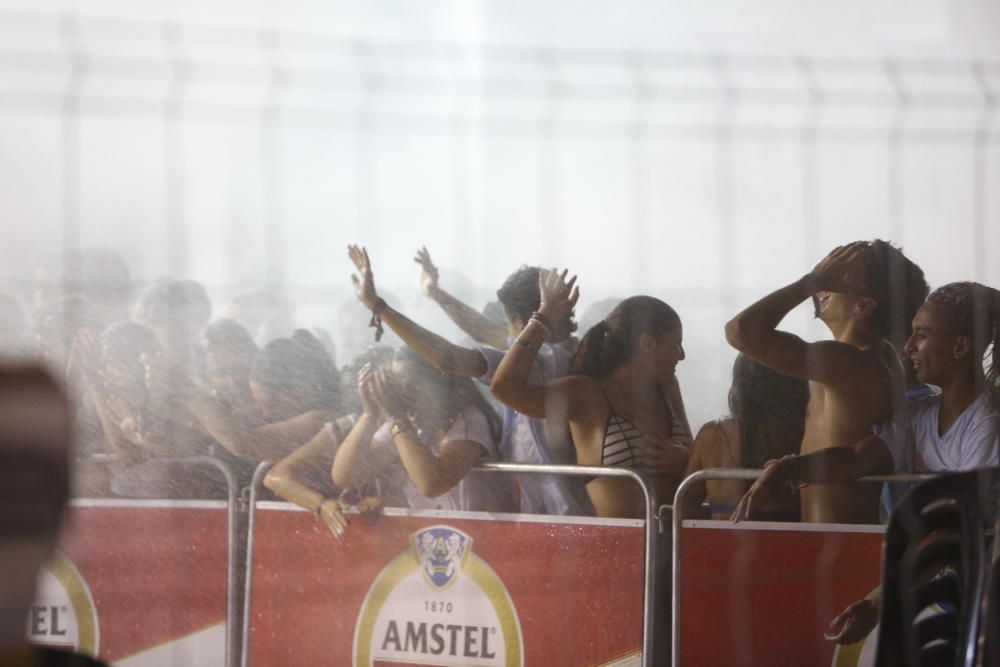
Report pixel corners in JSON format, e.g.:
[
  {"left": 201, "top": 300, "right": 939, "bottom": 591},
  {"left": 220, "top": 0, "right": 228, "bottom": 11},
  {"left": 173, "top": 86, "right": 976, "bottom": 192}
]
[
  {"left": 682, "top": 353, "right": 808, "bottom": 520},
  {"left": 189, "top": 329, "right": 344, "bottom": 462},
  {"left": 0, "top": 365, "right": 110, "bottom": 667},
  {"left": 823, "top": 282, "right": 1000, "bottom": 644},
  {"left": 347, "top": 245, "right": 592, "bottom": 516},
  {"left": 727, "top": 241, "right": 928, "bottom": 524},
  {"left": 491, "top": 270, "right": 692, "bottom": 519},
  {"left": 331, "top": 346, "right": 513, "bottom": 515},
  {"left": 265, "top": 346, "right": 400, "bottom": 541}
]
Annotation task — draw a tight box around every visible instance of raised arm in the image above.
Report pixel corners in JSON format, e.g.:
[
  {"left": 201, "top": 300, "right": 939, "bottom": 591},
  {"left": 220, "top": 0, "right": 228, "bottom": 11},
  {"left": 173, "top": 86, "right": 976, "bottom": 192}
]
[
  {"left": 491, "top": 268, "right": 598, "bottom": 421},
  {"left": 725, "top": 243, "right": 874, "bottom": 386},
  {"left": 731, "top": 433, "right": 892, "bottom": 521},
  {"left": 415, "top": 246, "right": 509, "bottom": 349},
  {"left": 330, "top": 366, "right": 396, "bottom": 491},
  {"left": 348, "top": 245, "right": 487, "bottom": 378}
]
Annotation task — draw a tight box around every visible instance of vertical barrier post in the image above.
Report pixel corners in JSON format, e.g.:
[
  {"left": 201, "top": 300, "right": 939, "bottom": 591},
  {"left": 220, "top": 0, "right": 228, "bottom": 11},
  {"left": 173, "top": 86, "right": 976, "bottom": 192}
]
[{"left": 241, "top": 461, "right": 273, "bottom": 667}]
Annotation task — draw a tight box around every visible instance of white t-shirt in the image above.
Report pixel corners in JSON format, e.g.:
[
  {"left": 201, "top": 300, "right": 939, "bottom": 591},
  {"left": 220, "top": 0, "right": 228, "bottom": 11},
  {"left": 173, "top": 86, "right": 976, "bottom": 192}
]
[
  {"left": 373, "top": 406, "right": 513, "bottom": 513},
  {"left": 477, "top": 339, "right": 594, "bottom": 516},
  {"left": 886, "top": 393, "right": 1000, "bottom": 472}
]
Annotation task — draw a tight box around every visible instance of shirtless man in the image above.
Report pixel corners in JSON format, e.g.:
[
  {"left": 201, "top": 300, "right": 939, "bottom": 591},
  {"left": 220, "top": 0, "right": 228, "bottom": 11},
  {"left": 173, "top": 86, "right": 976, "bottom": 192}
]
[
  {"left": 347, "top": 245, "right": 593, "bottom": 516},
  {"left": 726, "top": 241, "right": 927, "bottom": 524},
  {"left": 823, "top": 281, "right": 1000, "bottom": 644}
]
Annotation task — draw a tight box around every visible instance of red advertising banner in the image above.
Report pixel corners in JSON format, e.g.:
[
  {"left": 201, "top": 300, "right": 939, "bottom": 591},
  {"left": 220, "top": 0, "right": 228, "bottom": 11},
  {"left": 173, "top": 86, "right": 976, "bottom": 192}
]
[
  {"left": 247, "top": 504, "right": 646, "bottom": 667},
  {"left": 679, "top": 520, "right": 885, "bottom": 667},
  {"left": 31, "top": 500, "right": 230, "bottom": 666}
]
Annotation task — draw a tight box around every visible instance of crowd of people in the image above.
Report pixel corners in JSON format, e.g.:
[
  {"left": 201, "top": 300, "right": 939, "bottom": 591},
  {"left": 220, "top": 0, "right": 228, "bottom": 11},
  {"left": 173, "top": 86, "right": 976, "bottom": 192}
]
[{"left": 4, "top": 241, "right": 999, "bottom": 544}]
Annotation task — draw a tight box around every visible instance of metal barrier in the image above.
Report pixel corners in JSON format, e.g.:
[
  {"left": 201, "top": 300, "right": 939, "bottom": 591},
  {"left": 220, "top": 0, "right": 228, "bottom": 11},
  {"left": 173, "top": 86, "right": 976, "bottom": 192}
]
[
  {"left": 669, "top": 468, "right": 936, "bottom": 667},
  {"left": 240, "top": 461, "right": 273, "bottom": 667},
  {"left": 475, "top": 462, "right": 659, "bottom": 667},
  {"left": 72, "top": 454, "right": 241, "bottom": 667},
  {"left": 240, "top": 460, "right": 659, "bottom": 667}
]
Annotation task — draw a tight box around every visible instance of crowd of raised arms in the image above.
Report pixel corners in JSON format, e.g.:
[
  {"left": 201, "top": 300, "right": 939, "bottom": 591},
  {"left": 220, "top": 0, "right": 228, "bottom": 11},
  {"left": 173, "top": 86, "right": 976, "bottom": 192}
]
[{"left": 6, "top": 242, "right": 999, "bottom": 544}]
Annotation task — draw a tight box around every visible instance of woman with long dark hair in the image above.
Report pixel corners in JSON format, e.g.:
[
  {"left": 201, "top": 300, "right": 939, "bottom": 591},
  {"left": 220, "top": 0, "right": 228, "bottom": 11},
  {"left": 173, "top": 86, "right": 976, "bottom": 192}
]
[
  {"left": 332, "top": 346, "right": 512, "bottom": 512},
  {"left": 491, "top": 270, "right": 691, "bottom": 518},
  {"left": 681, "top": 353, "right": 809, "bottom": 519},
  {"left": 191, "top": 329, "right": 344, "bottom": 461}
]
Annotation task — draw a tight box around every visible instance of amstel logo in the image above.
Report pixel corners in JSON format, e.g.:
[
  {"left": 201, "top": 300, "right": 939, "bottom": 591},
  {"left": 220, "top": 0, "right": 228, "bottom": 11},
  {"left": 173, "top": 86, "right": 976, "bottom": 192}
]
[
  {"left": 353, "top": 525, "right": 523, "bottom": 667},
  {"left": 28, "top": 551, "right": 99, "bottom": 656}
]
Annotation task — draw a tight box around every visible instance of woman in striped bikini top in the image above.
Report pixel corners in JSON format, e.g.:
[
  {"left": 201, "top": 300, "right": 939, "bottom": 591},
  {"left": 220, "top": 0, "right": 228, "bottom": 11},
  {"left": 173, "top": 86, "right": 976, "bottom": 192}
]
[{"left": 491, "top": 271, "right": 693, "bottom": 519}]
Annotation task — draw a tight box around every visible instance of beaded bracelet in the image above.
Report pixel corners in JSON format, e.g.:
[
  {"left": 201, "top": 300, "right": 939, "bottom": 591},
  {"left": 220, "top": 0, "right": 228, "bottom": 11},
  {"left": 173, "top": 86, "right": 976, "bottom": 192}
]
[{"left": 370, "top": 298, "right": 387, "bottom": 342}]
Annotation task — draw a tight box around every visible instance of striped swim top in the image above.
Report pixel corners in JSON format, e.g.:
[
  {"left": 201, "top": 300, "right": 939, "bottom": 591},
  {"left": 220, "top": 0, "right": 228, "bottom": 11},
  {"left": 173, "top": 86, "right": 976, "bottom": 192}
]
[{"left": 601, "top": 412, "right": 654, "bottom": 469}]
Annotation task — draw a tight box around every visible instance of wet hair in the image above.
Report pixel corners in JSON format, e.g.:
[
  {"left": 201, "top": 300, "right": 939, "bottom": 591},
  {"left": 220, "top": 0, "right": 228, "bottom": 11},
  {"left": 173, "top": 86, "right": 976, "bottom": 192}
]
[
  {"left": 571, "top": 296, "right": 681, "bottom": 379},
  {"left": 201, "top": 318, "right": 258, "bottom": 378},
  {"left": 132, "top": 279, "right": 211, "bottom": 334},
  {"left": 925, "top": 282, "right": 1000, "bottom": 410},
  {"left": 495, "top": 266, "right": 542, "bottom": 326},
  {"left": 727, "top": 354, "right": 809, "bottom": 469},
  {"left": 393, "top": 346, "right": 502, "bottom": 442},
  {"left": 856, "top": 240, "right": 928, "bottom": 344},
  {"left": 250, "top": 329, "right": 341, "bottom": 413}
]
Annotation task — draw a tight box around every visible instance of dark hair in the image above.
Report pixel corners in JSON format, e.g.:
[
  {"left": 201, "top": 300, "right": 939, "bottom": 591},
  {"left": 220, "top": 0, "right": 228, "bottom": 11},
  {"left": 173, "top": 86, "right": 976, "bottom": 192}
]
[
  {"left": 728, "top": 354, "right": 809, "bottom": 468},
  {"left": 133, "top": 279, "right": 211, "bottom": 333},
  {"left": 202, "top": 318, "right": 258, "bottom": 359},
  {"left": 857, "top": 240, "right": 928, "bottom": 344},
  {"left": 495, "top": 266, "right": 542, "bottom": 325},
  {"left": 200, "top": 318, "right": 259, "bottom": 382},
  {"left": 571, "top": 296, "right": 681, "bottom": 379},
  {"left": 393, "top": 346, "right": 502, "bottom": 442},
  {"left": 926, "top": 282, "right": 1000, "bottom": 411},
  {"left": 251, "top": 329, "right": 341, "bottom": 412}
]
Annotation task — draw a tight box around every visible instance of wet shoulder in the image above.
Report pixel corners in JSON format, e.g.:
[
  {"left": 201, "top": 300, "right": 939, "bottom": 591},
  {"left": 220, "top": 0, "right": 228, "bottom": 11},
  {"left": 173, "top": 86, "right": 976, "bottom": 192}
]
[{"left": 692, "top": 418, "right": 741, "bottom": 468}]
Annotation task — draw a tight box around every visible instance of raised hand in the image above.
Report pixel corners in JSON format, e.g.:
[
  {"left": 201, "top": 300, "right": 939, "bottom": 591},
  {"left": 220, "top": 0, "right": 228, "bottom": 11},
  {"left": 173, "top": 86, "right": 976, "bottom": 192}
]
[
  {"left": 413, "top": 246, "right": 440, "bottom": 298},
  {"left": 357, "top": 363, "right": 384, "bottom": 420},
  {"left": 807, "top": 242, "right": 869, "bottom": 294},
  {"left": 537, "top": 268, "right": 580, "bottom": 325},
  {"left": 348, "top": 245, "right": 380, "bottom": 310}
]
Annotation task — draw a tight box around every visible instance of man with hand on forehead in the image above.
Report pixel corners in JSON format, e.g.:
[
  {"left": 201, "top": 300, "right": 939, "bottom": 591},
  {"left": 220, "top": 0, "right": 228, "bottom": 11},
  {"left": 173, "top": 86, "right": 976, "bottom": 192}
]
[{"left": 727, "top": 240, "right": 927, "bottom": 524}]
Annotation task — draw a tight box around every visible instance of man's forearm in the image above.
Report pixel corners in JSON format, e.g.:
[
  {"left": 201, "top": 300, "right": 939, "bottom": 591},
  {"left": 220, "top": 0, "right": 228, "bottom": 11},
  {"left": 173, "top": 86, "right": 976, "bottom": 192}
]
[
  {"left": 726, "top": 275, "right": 815, "bottom": 351},
  {"left": 381, "top": 306, "right": 487, "bottom": 377},
  {"left": 430, "top": 287, "right": 508, "bottom": 349},
  {"left": 788, "top": 440, "right": 890, "bottom": 485}
]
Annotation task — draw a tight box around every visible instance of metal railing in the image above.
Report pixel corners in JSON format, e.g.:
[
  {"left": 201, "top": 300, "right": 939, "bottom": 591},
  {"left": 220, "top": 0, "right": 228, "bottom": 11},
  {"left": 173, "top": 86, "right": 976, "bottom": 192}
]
[
  {"left": 669, "top": 468, "right": 936, "bottom": 667},
  {"left": 72, "top": 454, "right": 242, "bottom": 667},
  {"left": 475, "top": 462, "right": 659, "bottom": 667},
  {"left": 239, "top": 460, "right": 659, "bottom": 667},
  {"left": 240, "top": 461, "right": 273, "bottom": 667}
]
